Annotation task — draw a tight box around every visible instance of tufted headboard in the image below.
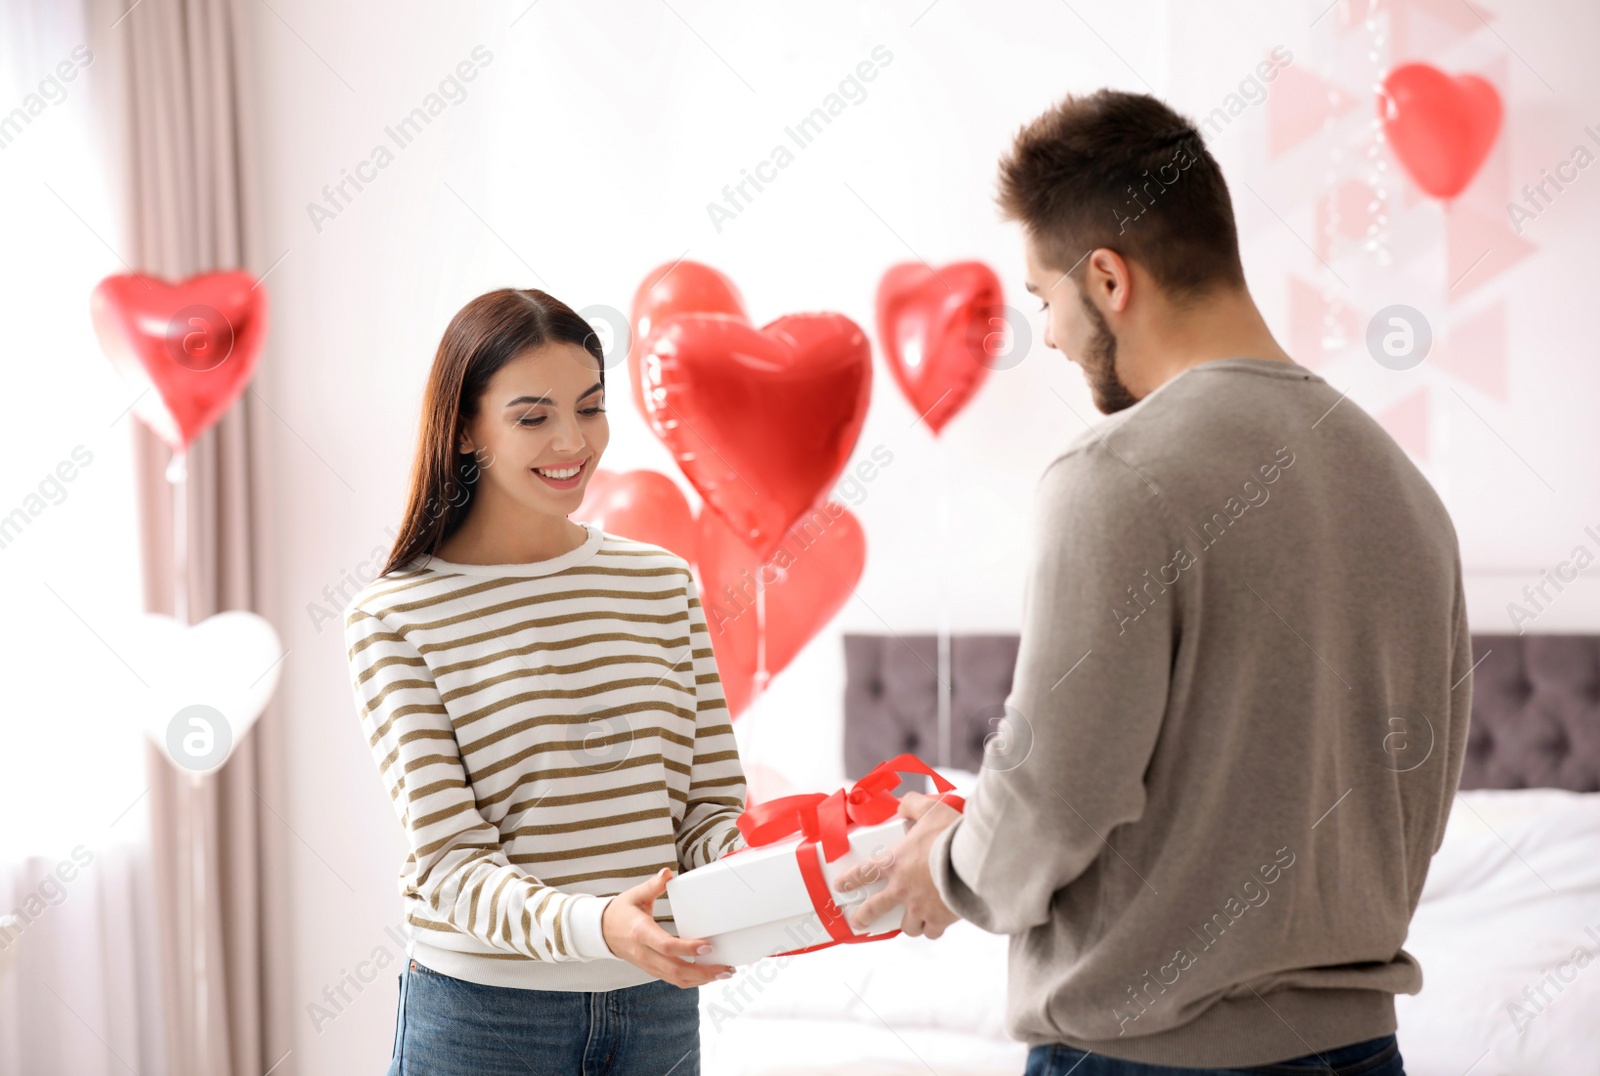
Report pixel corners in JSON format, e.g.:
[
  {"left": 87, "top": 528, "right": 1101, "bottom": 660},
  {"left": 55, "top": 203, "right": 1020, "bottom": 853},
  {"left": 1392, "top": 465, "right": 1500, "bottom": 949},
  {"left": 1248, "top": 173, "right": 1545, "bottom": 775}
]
[
  {"left": 842, "top": 632, "right": 1600, "bottom": 793},
  {"left": 843, "top": 633, "right": 1019, "bottom": 788}
]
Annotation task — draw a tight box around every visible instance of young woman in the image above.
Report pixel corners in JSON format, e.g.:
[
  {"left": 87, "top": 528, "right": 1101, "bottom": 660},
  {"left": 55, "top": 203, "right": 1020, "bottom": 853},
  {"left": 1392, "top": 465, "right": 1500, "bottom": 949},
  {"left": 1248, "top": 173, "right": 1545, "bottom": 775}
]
[{"left": 343, "top": 288, "right": 748, "bottom": 1075}]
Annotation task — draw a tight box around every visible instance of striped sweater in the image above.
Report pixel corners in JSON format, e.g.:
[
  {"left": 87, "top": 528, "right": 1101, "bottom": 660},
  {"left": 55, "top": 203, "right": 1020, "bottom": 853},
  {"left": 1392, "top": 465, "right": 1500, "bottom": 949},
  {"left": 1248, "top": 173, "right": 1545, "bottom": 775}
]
[{"left": 342, "top": 522, "right": 748, "bottom": 991}]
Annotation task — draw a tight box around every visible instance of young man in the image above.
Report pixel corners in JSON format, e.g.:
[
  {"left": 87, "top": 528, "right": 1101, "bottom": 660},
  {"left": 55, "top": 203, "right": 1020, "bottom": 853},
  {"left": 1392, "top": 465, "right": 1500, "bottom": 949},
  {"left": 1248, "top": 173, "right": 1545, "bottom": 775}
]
[{"left": 834, "top": 90, "right": 1470, "bottom": 1074}]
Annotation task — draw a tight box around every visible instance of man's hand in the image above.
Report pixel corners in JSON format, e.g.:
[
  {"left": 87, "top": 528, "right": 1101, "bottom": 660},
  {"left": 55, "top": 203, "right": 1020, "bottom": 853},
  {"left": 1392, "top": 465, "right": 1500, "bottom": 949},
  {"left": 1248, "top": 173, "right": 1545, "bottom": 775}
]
[
  {"left": 831, "top": 792, "right": 963, "bottom": 939},
  {"left": 601, "top": 867, "right": 736, "bottom": 988}
]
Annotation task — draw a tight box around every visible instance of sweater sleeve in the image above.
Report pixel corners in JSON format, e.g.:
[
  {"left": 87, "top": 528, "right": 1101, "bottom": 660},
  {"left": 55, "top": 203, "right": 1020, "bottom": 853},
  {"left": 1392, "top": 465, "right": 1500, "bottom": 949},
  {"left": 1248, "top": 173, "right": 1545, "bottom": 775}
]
[
  {"left": 928, "top": 449, "right": 1177, "bottom": 934},
  {"left": 344, "top": 606, "right": 620, "bottom": 962},
  {"left": 673, "top": 567, "right": 749, "bottom": 870}
]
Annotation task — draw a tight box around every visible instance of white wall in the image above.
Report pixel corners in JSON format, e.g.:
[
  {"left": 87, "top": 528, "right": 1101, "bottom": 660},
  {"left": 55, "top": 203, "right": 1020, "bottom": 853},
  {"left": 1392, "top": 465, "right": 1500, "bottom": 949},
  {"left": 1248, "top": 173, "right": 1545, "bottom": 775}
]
[
  {"left": 1167, "top": 0, "right": 1600, "bottom": 631},
  {"left": 240, "top": 2, "right": 1600, "bottom": 1071}
]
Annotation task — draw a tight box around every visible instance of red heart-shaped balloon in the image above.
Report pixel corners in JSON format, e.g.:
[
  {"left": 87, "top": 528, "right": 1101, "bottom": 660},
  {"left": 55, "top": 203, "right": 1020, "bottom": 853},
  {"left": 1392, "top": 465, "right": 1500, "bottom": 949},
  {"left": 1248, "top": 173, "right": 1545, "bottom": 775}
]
[
  {"left": 574, "top": 468, "right": 698, "bottom": 563},
  {"left": 90, "top": 271, "right": 268, "bottom": 451},
  {"left": 696, "top": 502, "right": 866, "bottom": 719},
  {"left": 876, "top": 261, "right": 1003, "bottom": 434},
  {"left": 641, "top": 312, "right": 872, "bottom": 562},
  {"left": 1379, "top": 64, "right": 1502, "bottom": 201},
  {"left": 626, "top": 260, "right": 746, "bottom": 419}
]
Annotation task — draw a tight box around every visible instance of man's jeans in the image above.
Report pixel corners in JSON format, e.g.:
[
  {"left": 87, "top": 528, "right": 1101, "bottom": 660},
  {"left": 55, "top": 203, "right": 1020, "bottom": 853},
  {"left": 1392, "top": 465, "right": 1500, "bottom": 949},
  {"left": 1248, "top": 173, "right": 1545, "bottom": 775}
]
[{"left": 1024, "top": 1034, "right": 1403, "bottom": 1076}]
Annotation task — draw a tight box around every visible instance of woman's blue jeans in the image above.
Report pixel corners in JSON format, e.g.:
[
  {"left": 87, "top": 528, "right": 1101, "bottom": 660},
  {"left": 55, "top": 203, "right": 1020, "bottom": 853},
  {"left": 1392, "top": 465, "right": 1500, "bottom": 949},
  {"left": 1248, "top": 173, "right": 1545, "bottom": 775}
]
[
  {"left": 386, "top": 958, "right": 700, "bottom": 1075},
  {"left": 1024, "top": 1034, "right": 1403, "bottom": 1076}
]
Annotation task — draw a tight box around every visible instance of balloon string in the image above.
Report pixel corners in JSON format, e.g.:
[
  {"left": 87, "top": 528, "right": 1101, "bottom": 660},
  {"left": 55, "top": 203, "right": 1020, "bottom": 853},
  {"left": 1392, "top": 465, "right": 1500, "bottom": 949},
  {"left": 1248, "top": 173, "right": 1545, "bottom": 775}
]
[
  {"left": 746, "top": 570, "right": 768, "bottom": 781},
  {"left": 169, "top": 447, "right": 207, "bottom": 1067},
  {"left": 935, "top": 439, "right": 952, "bottom": 772},
  {"left": 168, "top": 448, "right": 188, "bottom": 627},
  {"left": 190, "top": 772, "right": 208, "bottom": 1070},
  {"left": 753, "top": 571, "right": 769, "bottom": 698}
]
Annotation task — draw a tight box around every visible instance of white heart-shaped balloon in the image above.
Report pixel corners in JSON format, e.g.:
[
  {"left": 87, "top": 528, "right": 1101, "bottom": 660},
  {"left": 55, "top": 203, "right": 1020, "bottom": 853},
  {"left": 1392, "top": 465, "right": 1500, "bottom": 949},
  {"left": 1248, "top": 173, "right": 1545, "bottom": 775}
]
[{"left": 114, "top": 611, "right": 284, "bottom": 776}]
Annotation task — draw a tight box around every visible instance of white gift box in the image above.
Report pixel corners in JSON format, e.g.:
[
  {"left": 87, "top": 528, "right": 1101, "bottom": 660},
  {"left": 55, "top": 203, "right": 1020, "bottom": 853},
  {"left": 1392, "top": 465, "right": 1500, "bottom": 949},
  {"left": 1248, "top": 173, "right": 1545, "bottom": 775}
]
[{"left": 666, "top": 816, "right": 913, "bottom": 966}]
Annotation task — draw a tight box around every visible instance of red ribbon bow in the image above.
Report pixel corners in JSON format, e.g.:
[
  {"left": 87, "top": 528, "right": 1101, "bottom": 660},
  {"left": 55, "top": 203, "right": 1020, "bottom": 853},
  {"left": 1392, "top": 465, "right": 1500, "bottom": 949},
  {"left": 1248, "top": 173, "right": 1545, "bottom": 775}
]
[{"left": 722, "top": 753, "right": 966, "bottom": 956}]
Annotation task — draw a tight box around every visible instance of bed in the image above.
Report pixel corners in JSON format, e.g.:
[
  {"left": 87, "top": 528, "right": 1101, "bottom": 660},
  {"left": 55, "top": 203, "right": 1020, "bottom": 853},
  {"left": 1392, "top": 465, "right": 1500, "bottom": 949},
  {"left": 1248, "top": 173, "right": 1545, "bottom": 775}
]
[{"left": 697, "top": 633, "right": 1600, "bottom": 1076}]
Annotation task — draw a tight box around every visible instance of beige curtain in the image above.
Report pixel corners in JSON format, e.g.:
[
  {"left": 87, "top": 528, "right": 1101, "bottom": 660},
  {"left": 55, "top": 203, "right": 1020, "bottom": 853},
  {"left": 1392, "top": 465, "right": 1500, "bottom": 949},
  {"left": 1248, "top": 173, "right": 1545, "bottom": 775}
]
[{"left": 88, "top": 1, "right": 293, "bottom": 1073}]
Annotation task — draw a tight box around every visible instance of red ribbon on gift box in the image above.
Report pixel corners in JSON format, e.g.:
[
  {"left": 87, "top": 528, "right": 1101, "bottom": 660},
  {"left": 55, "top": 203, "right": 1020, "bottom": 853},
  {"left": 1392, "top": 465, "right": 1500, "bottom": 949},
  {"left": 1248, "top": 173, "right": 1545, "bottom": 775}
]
[{"left": 720, "top": 753, "right": 966, "bottom": 957}]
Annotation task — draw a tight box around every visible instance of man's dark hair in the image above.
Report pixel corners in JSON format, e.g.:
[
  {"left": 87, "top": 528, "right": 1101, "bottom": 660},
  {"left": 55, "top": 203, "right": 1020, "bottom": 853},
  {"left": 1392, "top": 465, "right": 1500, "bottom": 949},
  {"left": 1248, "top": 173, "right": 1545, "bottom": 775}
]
[{"left": 997, "top": 89, "right": 1246, "bottom": 299}]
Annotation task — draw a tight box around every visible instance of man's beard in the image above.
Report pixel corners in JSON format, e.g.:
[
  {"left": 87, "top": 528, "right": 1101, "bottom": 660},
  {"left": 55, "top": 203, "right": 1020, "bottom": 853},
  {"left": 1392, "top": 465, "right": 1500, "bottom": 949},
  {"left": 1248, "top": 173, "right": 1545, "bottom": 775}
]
[{"left": 1076, "top": 285, "right": 1139, "bottom": 414}]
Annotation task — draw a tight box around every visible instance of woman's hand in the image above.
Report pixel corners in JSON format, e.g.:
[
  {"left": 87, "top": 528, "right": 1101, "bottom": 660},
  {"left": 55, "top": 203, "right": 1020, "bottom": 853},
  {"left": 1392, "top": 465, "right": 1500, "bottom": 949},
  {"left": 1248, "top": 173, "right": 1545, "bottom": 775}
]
[{"left": 601, "top": 867, "right": 735, "bottom": 988}]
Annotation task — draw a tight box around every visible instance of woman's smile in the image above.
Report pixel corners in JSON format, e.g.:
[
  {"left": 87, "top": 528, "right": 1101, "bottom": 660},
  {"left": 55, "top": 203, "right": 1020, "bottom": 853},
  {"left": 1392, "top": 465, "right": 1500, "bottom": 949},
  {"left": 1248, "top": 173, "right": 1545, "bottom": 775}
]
[{"left": 531, "top": 455, "right": 589, "bottom": 491}]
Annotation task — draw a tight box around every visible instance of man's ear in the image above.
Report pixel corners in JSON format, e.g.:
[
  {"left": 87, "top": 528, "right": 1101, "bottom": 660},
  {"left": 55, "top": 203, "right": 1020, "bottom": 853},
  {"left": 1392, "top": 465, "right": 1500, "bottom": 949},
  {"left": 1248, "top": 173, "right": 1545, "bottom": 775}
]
[{"left": 1087, "top": 248, "right": 1132, "bottom": 314}]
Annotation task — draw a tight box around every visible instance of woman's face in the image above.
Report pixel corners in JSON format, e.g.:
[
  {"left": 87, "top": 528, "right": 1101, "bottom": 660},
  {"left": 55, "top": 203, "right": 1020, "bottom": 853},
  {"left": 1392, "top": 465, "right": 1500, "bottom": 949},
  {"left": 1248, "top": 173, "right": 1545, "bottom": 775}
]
[{"left": 459, "top": 342, "right": 609, "bottom": 519}]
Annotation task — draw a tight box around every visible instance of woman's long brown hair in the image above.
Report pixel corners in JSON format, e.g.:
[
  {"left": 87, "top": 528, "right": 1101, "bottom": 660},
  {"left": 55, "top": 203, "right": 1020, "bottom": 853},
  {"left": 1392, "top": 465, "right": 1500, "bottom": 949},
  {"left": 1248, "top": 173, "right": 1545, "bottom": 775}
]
[{"left": 379, "top": 288, "right": 605, "bottom": 578}]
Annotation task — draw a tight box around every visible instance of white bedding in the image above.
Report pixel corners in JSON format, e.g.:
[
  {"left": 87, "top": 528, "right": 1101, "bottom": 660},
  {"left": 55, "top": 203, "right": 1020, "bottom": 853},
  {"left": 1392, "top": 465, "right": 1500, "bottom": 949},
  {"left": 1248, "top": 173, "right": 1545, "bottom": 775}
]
[
  {"left": 699, "top": 917, "right": 1025, "bottom": 1075},
  {"left": 1395, "top": 788, "right": 1600, "bottom": 1076},
  {"left": 699, "top": 787, "right": 1600, "bottom": 1076}
]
